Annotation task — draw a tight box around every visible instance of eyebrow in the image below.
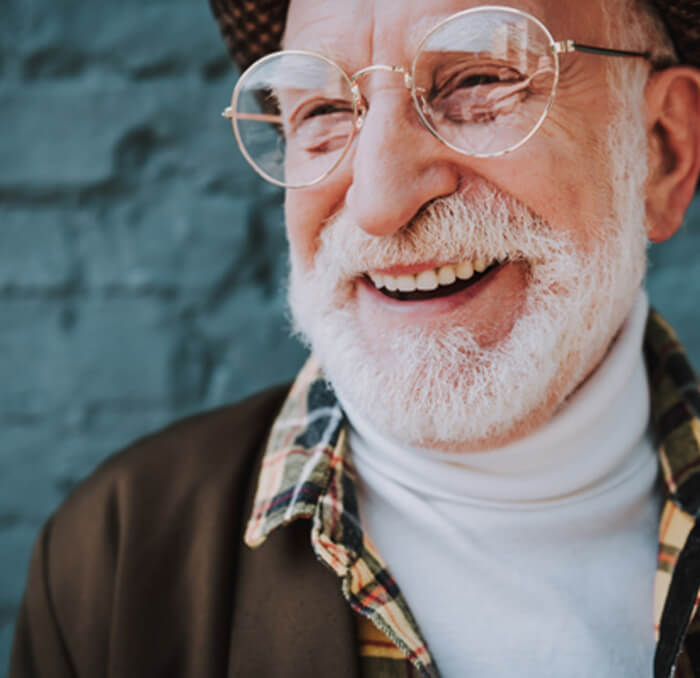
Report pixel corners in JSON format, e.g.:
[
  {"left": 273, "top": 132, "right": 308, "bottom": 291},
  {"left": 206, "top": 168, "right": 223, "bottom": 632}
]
[
  {"left": 406, "top": 3, "right": 552, "bottom": 50},
  {"left": 406, "top": 14, "right": 454, "bottom": 53},
  {"left": 281, "top": 34, "right": 355, "bottom": 73},
  {"left": 244, "top": 56, "right": 339, "bottom": 91}
]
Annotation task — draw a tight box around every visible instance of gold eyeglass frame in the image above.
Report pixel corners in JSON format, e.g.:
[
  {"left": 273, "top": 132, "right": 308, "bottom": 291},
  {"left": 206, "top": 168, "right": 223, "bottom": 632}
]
[{"left": 222, "top": 5, "right": 651, "bottom": 189}]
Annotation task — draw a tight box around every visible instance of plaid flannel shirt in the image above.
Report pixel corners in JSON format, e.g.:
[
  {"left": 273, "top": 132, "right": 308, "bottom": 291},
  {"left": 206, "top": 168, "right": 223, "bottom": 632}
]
[{"left": 244, "top": 309, "right": 700, "bottom": 678}]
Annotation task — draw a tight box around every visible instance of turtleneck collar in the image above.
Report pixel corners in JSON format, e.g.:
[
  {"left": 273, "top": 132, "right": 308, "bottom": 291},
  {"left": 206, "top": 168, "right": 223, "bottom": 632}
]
[{"left": 338, "top": 291, "right": 651, "bottom": 507}]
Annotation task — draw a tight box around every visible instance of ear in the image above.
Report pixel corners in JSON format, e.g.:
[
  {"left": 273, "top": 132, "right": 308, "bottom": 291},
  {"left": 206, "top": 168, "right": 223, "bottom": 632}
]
[{"left": 645, "top": 66, "right": 700, "bottom": 243}]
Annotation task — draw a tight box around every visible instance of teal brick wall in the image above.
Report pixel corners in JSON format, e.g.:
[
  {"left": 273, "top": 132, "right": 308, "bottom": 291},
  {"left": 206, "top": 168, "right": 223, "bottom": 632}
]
[
  {"left": 1, "top": 0, "right": 699, "bottom": 673},
  {"left": 0, "top": 1, "right": 309, "bottom": 671}
]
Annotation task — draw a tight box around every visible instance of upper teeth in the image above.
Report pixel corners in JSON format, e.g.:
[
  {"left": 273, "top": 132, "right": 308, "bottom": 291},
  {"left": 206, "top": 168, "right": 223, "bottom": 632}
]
[{"left": 368, "top": 257, "right": 501, "bottom": 293}]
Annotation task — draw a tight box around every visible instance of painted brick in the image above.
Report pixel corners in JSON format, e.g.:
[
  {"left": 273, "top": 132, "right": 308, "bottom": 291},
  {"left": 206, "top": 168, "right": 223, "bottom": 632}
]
[
  {"left": 0, "top": 298, "right": 174, "bottom": 416},
  {"left": 0, "top": 84, "right": 159, "bottom": 187},
  {"left": 0, "top": 526, "right": 38, "bottom": 670},
  {"left": 647, "top": 197, "right": 700, "bottom": 367},
  {"left": 78, "top": 191, "right": 252, "bottom": 294},
  {"left": 0, "top": 207, "right": 74, "bottom": 290},
  {"left": 197, "top": 286, "right": 308, "bottom": 406},
  {"left": 12, "top": 0, "right": 224, "bottom": 78},
  {"left": 0, "top": 77, "right": 242, "bottom": 190}
]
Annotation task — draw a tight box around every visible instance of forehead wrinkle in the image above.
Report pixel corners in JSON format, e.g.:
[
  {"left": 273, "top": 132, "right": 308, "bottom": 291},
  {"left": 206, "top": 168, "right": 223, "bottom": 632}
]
[
  {"left": 406, "top": 14, "right": 454, "bottom": 55},
  {"left": 282, "top": 2, "right": 343, "bottom": 50},
  {"left": 399, "top": 1, "right": 563, "bottom": 61},
  {"left": 282, "top": 1, "right": 372, "bottom": 73},
  {"left": 290, "top": 36, "right": 356, "bottom": 74}
]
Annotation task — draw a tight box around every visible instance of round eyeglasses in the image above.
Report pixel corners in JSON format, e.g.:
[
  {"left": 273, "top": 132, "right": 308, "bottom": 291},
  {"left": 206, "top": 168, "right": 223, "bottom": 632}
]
[{"left": 222, "top": 5, "right": 651, "bottom": 189}]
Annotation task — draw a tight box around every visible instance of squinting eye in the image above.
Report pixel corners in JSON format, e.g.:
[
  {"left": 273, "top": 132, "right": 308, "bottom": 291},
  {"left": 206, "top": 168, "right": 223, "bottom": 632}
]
[
  {"left": 453, "top": 73, "right": 503, "bottom": 88},
  {"left": 304, "top": 102, "right": 353, "bottom": 119},
  {"left": 285, "top": 98, "right": 355, "bottom": 155},
  {"left": 439, "top": 66, "right": 524, "bottom": 95},
  {"left": 292, "top": 99, "right": 353, "bottom": 125},
  {"left": 425, "top": 65, "right": 531, "bottom": 125}
]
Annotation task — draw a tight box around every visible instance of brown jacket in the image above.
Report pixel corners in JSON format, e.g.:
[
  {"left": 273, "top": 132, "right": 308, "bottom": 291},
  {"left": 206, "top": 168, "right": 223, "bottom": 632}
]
[{"left": 10, "top": 385, "right": 361, "bottom": 678}]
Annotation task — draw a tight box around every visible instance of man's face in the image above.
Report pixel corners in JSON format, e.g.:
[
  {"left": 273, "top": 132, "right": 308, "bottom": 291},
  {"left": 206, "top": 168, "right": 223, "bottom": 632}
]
[{"left": 284, "top": 0, "right": 650, "bottom": 450}]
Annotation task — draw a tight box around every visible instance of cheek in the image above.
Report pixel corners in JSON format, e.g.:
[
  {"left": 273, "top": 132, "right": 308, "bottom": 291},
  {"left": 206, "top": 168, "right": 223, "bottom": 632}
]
[
  {"left": 284, "top": 174, "right": 350, "bottom": 270},
  {"left": 483, "top": 132, "right": 613, "bottom": 253},
  {"left": 536, "top": 112, "right": 617, "bottom": 244}
]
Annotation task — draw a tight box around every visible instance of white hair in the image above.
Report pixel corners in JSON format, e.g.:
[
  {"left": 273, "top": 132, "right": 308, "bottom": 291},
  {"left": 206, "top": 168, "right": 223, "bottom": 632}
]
[{"left": 603, "top": 0, "right": 678, "bottom": 66}]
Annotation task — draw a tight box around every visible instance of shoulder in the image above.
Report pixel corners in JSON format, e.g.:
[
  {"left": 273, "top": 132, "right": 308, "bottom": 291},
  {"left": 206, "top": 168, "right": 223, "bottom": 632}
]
[
  {"left": 60, "top": 382, "right": 290, "bottom": 522},
  {"left": 46, "top": 385, "right": 289, "bottom": 658},
  {"left": 11, "top": 384, "right": 292, "bottom": 676},
  {"left": 52, "top": 382, "right": 291, "bottom": 546},
  {"left": 60, "top": 383, "right": 288, "bottom": 516}
]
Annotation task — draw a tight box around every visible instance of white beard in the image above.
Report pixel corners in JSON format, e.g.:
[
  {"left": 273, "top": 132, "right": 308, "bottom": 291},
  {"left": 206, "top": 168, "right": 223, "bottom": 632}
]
[{"left": 288, "top": 89, "right": 649, "bottom": 450}]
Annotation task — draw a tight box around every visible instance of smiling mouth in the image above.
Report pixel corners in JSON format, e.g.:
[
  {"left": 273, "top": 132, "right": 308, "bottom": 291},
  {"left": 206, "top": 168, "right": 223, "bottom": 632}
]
[{"left": 365, "top": 256, "right": 505, "bottom": 302}]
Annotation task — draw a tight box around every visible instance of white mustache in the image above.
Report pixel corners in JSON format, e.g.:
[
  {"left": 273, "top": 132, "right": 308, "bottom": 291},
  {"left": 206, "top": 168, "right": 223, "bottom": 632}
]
[{"left": 309, "top": 184, "right": 575, "bottom": 286}]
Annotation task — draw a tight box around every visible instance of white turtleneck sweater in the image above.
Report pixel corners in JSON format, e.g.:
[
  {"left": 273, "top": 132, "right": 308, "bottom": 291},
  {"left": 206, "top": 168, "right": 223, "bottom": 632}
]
[{"left": 339, "top": 292, "right": 660, "bottom": 677}]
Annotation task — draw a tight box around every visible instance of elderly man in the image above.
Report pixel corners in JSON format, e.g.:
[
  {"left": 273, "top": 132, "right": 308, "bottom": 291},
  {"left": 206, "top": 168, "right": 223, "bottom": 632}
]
[{"left": 10, "top": 0, "right": 700, "bottom": 676}]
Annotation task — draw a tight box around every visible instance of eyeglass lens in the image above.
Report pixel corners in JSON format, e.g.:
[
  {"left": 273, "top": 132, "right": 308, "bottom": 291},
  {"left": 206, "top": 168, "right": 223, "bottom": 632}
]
[
  {"left": 230, "top": 8, "right": 558, "bottom": 188},
  {"left": 232, "top": 53, "right": 356, "bottom": 187}
]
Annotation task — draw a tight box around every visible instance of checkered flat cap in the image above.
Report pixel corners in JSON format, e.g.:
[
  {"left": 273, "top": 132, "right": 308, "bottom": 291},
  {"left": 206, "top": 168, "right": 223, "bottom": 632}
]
[
  {"left": 209, "top": 0, "right": 700, "bottom": 72},
  {"left": 208, "top": 0, "right": 288, "bottom": 72}
]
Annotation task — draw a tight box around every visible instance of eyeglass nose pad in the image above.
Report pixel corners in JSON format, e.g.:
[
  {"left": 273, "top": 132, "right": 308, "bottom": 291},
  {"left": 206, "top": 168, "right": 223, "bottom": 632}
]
[
  {"left": 352, "top": 84, "right": 368, "bottom": 130},
  {"left": 351, "top": 70, "right": 412, "bottom": 131}
]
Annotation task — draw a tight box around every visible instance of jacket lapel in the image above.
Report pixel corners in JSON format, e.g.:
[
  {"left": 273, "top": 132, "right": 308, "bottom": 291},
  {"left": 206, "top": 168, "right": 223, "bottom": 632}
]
[
  {"left": 228, "top": 399, "right": 360, "bottom": 678},
  {"left": 228, "top": 517, "right": 360, "bottom": 678}
]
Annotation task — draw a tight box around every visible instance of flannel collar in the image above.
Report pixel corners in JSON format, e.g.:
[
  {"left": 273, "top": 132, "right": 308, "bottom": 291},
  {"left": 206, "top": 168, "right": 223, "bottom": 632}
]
[
  {"left": 645, "top": 310, "right": 700, "bottom": 515},
  {"left": 244, "top": 356, "right": 436, "bottom": 676},
  {"left": 244, "top": 309, "right": 700, "bottom": 678}
]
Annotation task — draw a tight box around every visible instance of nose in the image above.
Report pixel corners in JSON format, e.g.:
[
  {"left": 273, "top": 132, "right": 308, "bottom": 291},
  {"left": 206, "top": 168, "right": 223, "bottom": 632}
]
[{"left": 344, "top": 86, "right": 460, "bottom": 238}]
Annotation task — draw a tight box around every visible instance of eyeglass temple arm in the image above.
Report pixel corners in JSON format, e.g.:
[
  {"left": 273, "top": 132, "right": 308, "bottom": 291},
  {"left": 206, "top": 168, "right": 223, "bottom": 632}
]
[
  {"left": 221, "top": 107, "right": 282, "bottom": 123},
  {"left": 553, "top": 40, "right": 650, "bottom": 60}
]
